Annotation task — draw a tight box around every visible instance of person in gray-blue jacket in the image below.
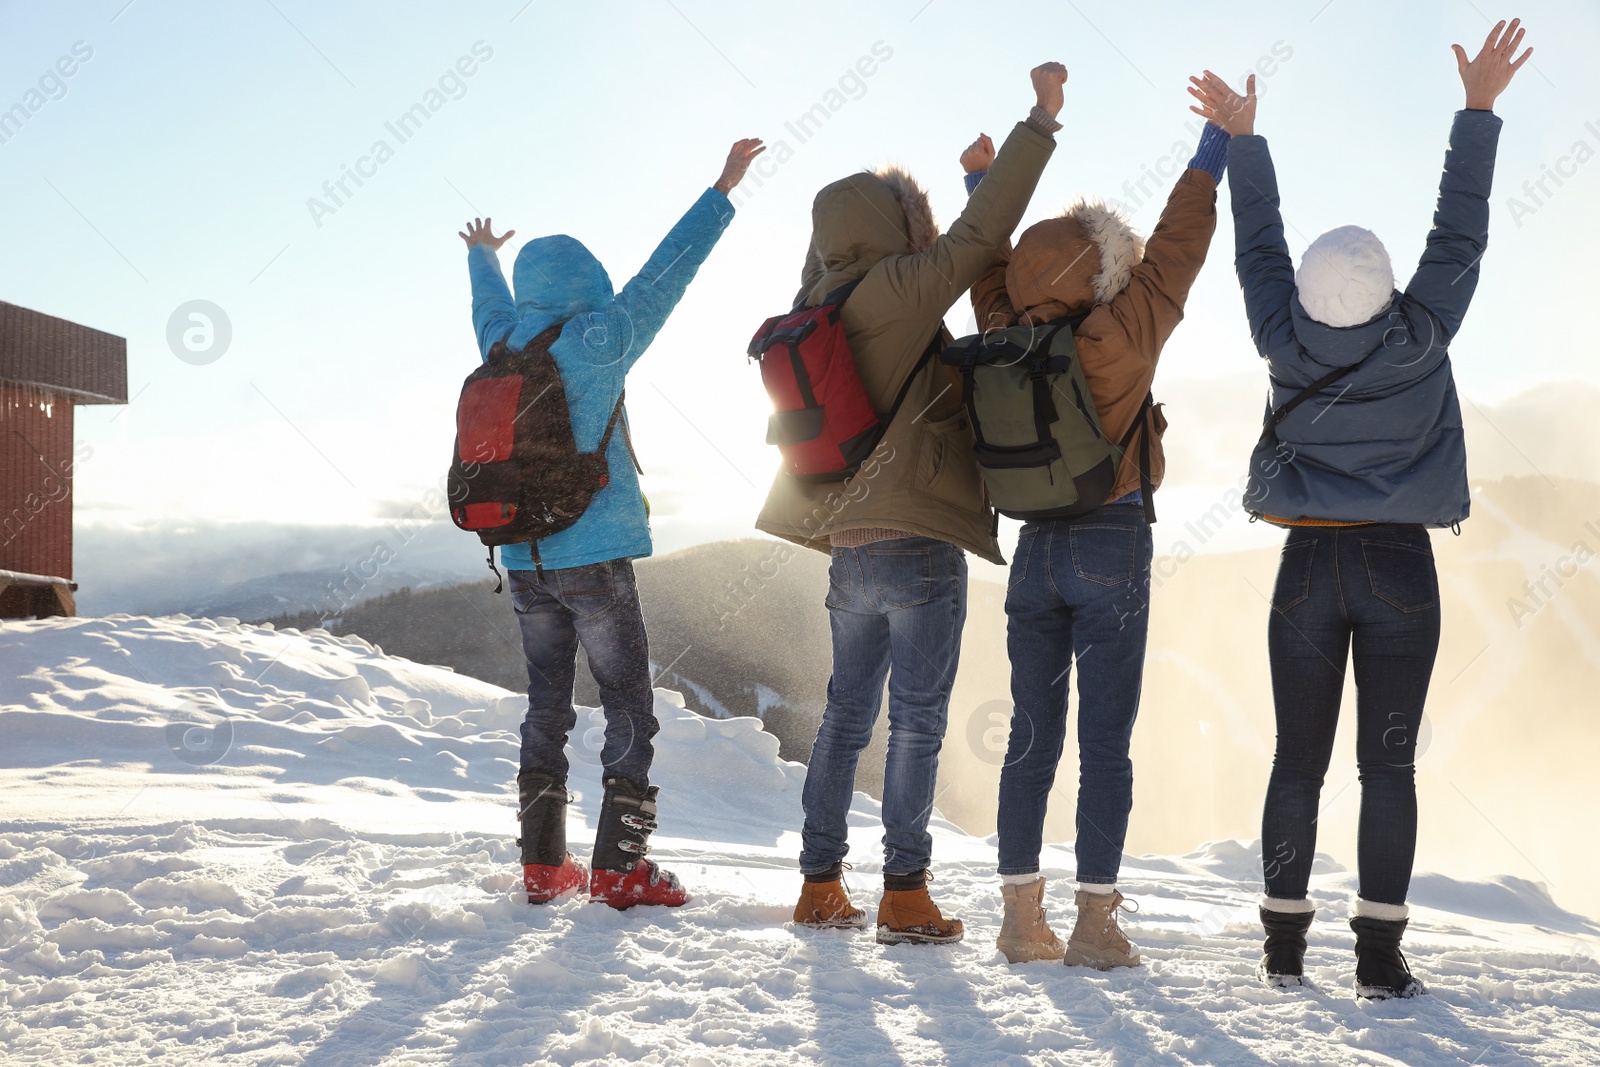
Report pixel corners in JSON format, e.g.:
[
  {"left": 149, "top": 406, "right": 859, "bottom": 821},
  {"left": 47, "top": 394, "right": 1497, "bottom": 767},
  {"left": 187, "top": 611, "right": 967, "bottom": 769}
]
[
  {"left": 1189, "top": 18, "right": 1531, "bottom": 999},
  {"left": 460, "top": 138, "right": 763, "bottom": 910}
]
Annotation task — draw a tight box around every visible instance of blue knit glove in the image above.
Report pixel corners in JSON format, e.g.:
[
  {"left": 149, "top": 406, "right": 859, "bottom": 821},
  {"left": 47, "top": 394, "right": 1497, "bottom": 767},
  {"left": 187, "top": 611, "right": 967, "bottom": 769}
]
[
  {"left": 964, "top": 171, "right": 986, "bottom": 196},
  {"left": 1188, "top": 123, "right": 1230, "bottom": 183}
]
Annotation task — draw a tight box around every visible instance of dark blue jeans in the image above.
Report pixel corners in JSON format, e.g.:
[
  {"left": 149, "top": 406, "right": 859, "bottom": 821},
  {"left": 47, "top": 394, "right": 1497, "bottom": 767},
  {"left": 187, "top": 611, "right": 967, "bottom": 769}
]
[
  {"left": 509, "top": 559, "right": 656, "bottom": 789},
  {"left": 799, "top": 537, "right": 967, "bottom": 876},
  {"left": 1262, "top": 524, "right": 1441, "bottom": 906},
  {"left": 997, "top": 506, "right": 1153, "bottom": 884}
]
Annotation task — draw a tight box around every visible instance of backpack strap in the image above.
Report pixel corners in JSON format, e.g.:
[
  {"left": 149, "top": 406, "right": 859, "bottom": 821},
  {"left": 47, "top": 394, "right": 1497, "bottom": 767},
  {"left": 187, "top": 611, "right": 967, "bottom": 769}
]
[
  {"left": 793, "top": 278, "right": 863, "bottom": 315},
  {"left": 1026, "top": 323, "right": 1072, "bottom": 446},
  {"left": 1261, "top": 360, "right": 1363, "bottom": 445},
  {"left": 881, "top": 327, "right": 949, "bottom": 433},
  {"left": 491, "top": 320, "right": 565, "bottom": 360},
  {"left": 1113, "top": 393, "right": 1158, "bottom": 524},
  {"left": 595, "top": 390, "right": 636, "bottom": 471}
]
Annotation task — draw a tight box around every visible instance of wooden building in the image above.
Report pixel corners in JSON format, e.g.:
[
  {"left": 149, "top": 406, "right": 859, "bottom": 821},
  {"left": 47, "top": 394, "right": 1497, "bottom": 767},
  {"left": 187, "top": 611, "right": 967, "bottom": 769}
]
[{"left": 0, "top": 301, "right": 127, "bottom": 618}]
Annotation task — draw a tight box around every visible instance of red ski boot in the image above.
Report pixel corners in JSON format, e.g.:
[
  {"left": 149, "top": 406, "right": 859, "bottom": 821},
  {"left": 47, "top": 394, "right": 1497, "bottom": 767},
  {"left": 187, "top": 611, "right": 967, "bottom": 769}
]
[
  {"left": 590, "top": 858, "right": 689, "bottom": 909},
  {"left": 517, "top": 770, "right": 585, "bottom": 905},
  {"left": 588, "top": 777, "right": 690, "bottom": 909},
  {"left": 525, "top": 853, "right": 588, "bottom": 903}
]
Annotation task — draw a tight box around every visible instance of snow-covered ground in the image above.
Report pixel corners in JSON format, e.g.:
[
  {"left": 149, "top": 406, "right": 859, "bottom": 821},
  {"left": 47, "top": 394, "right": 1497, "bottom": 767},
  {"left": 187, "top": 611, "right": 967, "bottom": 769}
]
[{"left": 2, "top": 615, "right": 1598, "bottom": 1066}]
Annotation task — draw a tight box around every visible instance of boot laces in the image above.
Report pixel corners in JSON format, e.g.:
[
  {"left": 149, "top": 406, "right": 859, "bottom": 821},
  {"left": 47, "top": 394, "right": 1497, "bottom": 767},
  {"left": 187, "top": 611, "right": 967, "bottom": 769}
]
[{"left": 1093, "top": 894, "right": 1138, "bottom": 935}]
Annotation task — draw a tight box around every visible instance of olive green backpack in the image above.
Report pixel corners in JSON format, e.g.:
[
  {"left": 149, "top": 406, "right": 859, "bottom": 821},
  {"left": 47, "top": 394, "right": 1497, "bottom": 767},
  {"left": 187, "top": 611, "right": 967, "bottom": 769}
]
[{"left": 940, "top": 320, "right": 1155, "bottom": 522}]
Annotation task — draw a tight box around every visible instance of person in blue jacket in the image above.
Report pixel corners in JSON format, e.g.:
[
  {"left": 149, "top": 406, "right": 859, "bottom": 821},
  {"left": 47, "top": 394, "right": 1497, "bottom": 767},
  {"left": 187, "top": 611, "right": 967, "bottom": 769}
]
[
  {"left": 1189, "top": 19, "right": 1530, "bottom": 998},
  {"left": 459, "top": 137, "right": 764, "bottom": 909}
]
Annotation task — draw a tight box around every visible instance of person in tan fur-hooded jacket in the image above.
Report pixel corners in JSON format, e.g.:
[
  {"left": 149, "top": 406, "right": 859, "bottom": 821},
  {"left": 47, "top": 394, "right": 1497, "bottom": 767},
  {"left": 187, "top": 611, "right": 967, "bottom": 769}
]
[
  {"left": 958, "top": 114, "right": 1225, "bottom": 970},
  {"left": 776, "top": 63, "right": 1067, "bottom": 947}
]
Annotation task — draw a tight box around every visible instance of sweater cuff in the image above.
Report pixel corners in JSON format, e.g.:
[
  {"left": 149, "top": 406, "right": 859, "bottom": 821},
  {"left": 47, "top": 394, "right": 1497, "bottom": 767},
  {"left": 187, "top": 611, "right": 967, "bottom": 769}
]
[
  {"left": 1024, "top": 105, "right": 1062, "bottom": 136},
  {"left": 1188, "top": 123, "right": 1230, "bottom": 183},
  {"left": 963, "top": 171, "right": 986, "bottom": 196}
]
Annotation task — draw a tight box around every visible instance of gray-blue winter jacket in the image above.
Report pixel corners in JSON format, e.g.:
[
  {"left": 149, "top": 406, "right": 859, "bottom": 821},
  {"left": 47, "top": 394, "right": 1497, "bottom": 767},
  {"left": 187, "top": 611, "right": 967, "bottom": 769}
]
[{"left": 1228, "top": 109, "right": 1502, "bottom": 527}]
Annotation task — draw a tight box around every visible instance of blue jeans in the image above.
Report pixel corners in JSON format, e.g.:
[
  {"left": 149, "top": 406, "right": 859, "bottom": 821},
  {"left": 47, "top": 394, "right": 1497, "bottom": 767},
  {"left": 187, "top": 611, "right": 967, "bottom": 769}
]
[
  {"left": 509, "top": 559, "right": 656, "bottom": 788},
  {"left": 1262, "top": 524, "right": 1441, "bottom": 906},
  {"left": 799, "top": 537, "right": 967, "bottom": 876},
  {"left": 997, "top": 506, "right": 1153, "bottom": 884}
]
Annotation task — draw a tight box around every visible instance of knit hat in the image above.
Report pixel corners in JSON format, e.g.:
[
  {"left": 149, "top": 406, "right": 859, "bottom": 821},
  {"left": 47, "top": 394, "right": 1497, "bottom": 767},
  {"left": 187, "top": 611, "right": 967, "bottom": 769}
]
[{"left": 1295, "top": 226, "right": 1394, "bottom": 328}]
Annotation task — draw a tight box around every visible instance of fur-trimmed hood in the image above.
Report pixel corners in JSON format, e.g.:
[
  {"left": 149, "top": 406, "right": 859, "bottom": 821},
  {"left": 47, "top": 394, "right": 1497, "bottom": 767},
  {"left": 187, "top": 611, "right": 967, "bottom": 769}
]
[
  {"left": 804, "top": 165, "right": 939, "bottom": 284},
  {"left": 1005, "top": 199, "right": 1146, "bottom": 321}
]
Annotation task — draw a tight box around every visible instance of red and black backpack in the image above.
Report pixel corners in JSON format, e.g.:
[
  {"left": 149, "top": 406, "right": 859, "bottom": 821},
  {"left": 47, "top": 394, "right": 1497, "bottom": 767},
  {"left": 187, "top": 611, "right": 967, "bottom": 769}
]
[
  {"left": 748, "top": 279, "right": 939, "bottom": 481},
  {"left": 447, "top": 321, "right": 633, "bottom": 577}
]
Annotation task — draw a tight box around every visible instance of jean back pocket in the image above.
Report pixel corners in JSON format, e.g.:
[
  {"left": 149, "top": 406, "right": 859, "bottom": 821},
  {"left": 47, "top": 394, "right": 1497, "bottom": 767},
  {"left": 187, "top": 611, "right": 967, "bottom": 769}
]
[{"left": 1362, "top": 538, "right": 1437, "bottom": 613}]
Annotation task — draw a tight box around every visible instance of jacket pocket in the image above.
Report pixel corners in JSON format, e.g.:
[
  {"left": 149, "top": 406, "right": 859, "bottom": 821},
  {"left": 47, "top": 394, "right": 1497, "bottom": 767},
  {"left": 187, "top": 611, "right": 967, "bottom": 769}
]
[
  {"left": 915, "top": 412, "right": 984, "bottom": 509},
  {"left": 1272, "top": 538, "right": 1316, "bottom": 612},
  {"left": 867, "top": 545, "right": 933, "bottom": 609},
  {"left": 1070, "top": 524, "right": 1136, "bottom": 587},
  {"left": 1362, "top": 537, "right": 1437, "bottom": 613}
]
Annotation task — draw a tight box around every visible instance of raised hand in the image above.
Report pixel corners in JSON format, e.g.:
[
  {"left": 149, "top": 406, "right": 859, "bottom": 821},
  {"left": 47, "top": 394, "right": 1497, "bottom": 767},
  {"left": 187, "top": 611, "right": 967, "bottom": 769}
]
[
  {"left": 1031, "top": 62, "right": 1068, "bottom": 120},
  {"left": 714, "top": 138, "right": 767, "bottom": 195},
  {"left": 1453, "top": 17, "right": 1532, "bottom": 110},
  {"left": 1188, "top": 72, "right": 1257, "bottom": 137},
  {"left": 960, "top": 133, "right": 996, "bottom": 174},
  {"left": 458, "top": 217, "right": 514, "bottom": 251}
]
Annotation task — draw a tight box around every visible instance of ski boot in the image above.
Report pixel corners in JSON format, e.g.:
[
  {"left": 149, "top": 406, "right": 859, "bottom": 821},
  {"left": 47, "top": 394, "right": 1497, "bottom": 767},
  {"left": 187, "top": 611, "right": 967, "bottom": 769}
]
[
  {"left": 589, "top": 776, "right": 689, "bottom": 909},
  {"left": 518, "top": 770, "right": 587, "bottom": 904}
]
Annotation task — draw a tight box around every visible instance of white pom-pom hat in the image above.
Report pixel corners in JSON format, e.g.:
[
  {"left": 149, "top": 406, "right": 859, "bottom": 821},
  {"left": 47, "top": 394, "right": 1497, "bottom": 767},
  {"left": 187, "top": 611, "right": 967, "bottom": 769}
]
[{"left": 1295, "top": 225, "right": 1395, "bottom": 328}]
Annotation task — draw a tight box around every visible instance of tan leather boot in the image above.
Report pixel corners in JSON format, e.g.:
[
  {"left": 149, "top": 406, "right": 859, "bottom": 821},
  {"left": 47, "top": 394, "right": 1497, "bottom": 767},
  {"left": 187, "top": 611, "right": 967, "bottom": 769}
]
[
  {"left": 793, "top": 875, "right": 866, "bottom": 928},
  {"left": 997, "top": 878, "right": 1065, "bottom": 963},
  {"left": 876, "top": 883, "right": 964, "bottom": 945},
  {"left": 1062, "top": 889, "right": 1141, "bottom": 969}
]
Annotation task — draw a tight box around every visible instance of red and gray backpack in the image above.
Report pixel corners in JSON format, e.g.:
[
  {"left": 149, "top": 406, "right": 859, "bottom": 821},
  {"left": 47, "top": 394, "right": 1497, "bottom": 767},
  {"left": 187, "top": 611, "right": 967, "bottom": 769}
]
[
  {"left": 447, "top": 321, "right": 635, "bottom": 581},
  {"left": 747, "top": 279, "right": 938, "bottom": 481}
]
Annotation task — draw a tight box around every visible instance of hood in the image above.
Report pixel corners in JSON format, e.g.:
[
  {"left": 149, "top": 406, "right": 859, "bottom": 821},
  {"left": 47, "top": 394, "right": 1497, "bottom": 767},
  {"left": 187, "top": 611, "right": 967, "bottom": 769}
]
[
  {"left": 1289, "top": 289, "right": 1402, "bottom": 367},
  {"left": 1006, "top": 199, "right": 1146, "bottom": 322},
  {"left": 808, "top": 166, "right": 938, "bottom": 279},
  {"left": 1295, "top": 225, "right": 1394, "bottom": 328},
  {"left": 512, "top": 235, "right": 614, "bottom": 322}
]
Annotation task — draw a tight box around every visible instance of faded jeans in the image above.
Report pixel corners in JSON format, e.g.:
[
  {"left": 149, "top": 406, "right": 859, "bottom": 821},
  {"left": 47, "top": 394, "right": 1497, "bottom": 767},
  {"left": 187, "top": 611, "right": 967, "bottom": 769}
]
[
  {"left": 996, "top": 506, "right": 1154, "bottom": 884},
  {"left": 799, "top": 537, "right": 968, "bottom": 876},
  {"left": 510, "top": 559, "right": 656, "bottom": 788}
]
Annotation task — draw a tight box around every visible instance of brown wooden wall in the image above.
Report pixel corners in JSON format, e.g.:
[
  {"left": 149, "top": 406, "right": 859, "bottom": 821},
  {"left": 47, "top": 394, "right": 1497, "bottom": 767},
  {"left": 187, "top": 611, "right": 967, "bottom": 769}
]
[{"left": 0, "top": 381, "right": 76, "bottom": 581}]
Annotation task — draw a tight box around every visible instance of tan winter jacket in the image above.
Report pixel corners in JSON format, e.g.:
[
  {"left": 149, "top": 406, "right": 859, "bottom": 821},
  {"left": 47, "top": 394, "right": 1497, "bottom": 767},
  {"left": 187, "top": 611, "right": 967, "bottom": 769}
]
[
  {"left": 754, "top": 120, "right": 1056, "bottom": 564},
  {"left": 971, "top": 170, "right": 1219, "bottom": 504}
]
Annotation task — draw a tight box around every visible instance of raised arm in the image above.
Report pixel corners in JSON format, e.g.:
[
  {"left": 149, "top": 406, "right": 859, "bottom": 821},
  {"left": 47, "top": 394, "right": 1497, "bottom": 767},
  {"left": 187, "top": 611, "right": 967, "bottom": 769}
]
[
  {"left": 882, "top": 64, "right": 1063, "bottom": 317},
  {"left": 1190, "top": 72, "right": 1295, "bottom": 355},
  {"left": 594, "top": 139, "right": 763, "bottom": 372},
  {"left": 460, "top": 217, "right": 518, "bottom": 358},
  {"left": 957, "top": 133, "right": 1020, "bottom": 331},
  {"left": 1096, "top": 120, "right": 1226, "bottom": 363},
  {"left": 1403, "top": 19, "right": 1527, "bottom": 339}
]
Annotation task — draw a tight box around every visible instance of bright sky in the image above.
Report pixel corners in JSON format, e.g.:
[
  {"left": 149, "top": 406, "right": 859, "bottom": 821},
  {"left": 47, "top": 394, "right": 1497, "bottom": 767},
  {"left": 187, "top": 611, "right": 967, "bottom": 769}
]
[{"left": 3, "top": 0, "right": 1597, "bottom": 572}]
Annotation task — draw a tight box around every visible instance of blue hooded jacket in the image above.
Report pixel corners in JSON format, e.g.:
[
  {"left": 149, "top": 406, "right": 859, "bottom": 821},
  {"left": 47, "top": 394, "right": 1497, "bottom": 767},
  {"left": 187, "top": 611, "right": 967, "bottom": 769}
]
[
  {"left": 466, "top": 188, "right": 734, "bottom": 570},
  {"left": 1228, "top": 110, "right": 1502, "bottom": 527}
]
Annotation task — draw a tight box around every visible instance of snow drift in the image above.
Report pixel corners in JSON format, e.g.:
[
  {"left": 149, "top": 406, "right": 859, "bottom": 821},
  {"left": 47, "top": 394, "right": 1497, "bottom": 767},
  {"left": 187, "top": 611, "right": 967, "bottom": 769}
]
[{"left": 1, "top": 614, "right": 1598, "bottom": 1066}]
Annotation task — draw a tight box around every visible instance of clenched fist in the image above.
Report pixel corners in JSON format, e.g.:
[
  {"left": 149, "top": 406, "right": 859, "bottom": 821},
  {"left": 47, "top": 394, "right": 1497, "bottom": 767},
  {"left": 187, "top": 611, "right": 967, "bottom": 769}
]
[{"left": 1031, "top": 62, "right": 1068, "bottom": 120}]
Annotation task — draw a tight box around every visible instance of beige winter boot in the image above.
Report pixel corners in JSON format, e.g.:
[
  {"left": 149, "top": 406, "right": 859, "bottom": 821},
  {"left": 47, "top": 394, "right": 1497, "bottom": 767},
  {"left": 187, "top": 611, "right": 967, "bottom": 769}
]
[
  {"left": 1062, "top": 889, "right": 1141, "bottom": 970},
  {"left": 996, "top": 878, "right": 1065, "bottom": 963}
]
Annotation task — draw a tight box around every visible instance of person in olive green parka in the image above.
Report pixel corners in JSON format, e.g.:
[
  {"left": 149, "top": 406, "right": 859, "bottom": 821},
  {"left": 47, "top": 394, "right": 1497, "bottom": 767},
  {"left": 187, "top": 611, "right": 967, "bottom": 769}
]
[{"left": 772, "top": 63, "right": 1065, "bottom": 946}]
